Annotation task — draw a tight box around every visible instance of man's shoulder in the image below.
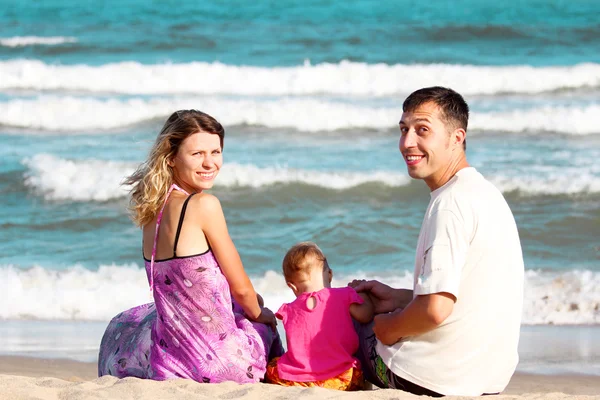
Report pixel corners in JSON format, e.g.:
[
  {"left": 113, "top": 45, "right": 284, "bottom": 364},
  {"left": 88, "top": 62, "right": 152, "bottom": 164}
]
[
  {"left": 435, "top": 168, "right": 500, "bottom": 205},
  {"left": 429, "top": 169, "right": 506, "bottom": 225}
]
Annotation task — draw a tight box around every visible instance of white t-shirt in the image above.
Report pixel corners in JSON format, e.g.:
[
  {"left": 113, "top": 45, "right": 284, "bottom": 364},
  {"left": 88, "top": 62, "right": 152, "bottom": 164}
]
[{"left": 377, "top": 167, "right": 524, "bottom": 396}]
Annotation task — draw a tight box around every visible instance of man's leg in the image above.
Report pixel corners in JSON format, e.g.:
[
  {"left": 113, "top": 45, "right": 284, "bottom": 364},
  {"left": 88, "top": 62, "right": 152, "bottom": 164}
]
[
  {"left": 353, "top": 320, "right": 387, "bottom": 388},
  {"left": 354, "top": 320, "right": 444, "bottom": 397},
  {"left": 388, "top": 374, "right": 444, "bottom": 397}
]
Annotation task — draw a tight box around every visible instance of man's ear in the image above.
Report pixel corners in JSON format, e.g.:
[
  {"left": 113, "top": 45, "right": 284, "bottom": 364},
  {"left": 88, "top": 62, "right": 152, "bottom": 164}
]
[{"left": 453, "top": 128, "right": 466, "bottom": 149}]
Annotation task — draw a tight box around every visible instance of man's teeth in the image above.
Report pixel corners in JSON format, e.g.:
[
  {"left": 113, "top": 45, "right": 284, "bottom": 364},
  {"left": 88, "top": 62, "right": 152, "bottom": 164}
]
[{"left": 407, "top": 155, "right": 423, "bottom": 161}]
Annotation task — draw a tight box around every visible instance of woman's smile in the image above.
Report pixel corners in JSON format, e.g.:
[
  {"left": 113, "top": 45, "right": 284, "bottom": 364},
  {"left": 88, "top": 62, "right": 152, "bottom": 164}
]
[{"left": 197, "top": 171, "right": 216, "bottom": 180}]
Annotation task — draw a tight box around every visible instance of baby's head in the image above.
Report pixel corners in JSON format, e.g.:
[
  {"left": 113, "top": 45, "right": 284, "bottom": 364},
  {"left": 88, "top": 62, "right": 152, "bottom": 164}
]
[{"left": 282, "top": 242, "right": 333, "bottom": 296}]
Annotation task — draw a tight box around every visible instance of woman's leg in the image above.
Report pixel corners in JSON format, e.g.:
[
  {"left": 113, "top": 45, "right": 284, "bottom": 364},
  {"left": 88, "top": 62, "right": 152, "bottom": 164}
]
[
  {"left": 98, "top": 303, "right": 155, "bottom": 379},
  {"left": 232, "top": 299, "right": 285, "bottom": 361}
]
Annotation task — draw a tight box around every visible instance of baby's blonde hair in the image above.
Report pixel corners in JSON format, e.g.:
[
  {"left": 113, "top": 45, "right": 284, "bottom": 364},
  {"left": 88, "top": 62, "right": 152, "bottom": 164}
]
[
  {"left": 124, "top": 110, "right": 224, "bottom": 227},
  {"left": 282, "top": 242, "right": 329, "bottom": 283}
]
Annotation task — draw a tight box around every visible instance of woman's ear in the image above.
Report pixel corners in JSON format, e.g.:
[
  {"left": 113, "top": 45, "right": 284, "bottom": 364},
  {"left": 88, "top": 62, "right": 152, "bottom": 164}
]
[{"left": 167, "top": 156, "right": 175, "bottom": 167}]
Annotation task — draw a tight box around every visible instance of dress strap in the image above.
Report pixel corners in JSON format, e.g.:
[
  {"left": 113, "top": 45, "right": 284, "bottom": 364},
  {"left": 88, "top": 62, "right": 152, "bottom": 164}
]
[
  {"left": 173, "top": 193, "right": 196, "bottom": 257},
  {"left": 149, "top": 183, "right": 189, "bottom": 291}
]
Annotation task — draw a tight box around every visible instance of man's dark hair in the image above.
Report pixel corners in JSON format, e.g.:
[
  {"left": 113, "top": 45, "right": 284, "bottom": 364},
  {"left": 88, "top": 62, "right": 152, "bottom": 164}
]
[{"left": 402, "top": 86, "right": 469, "bottom": 150}]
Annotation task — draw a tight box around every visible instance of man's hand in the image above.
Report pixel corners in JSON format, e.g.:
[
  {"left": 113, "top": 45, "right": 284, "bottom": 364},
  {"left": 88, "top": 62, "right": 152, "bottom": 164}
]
[
  {"left": 373, "top": 309, "right": 403, "bottom": 346},
  {"left": 348, "top": 279, "right": 404, "bottom": 314},
  {"left": 371, "top": 293, "right": 456, "bottom": 346}
]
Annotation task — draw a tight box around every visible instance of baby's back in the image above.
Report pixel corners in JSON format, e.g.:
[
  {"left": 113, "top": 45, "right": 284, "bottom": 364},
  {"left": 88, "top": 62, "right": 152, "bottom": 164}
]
[{"left": 277, "top": 287, "right": 362, "bottom": 381}]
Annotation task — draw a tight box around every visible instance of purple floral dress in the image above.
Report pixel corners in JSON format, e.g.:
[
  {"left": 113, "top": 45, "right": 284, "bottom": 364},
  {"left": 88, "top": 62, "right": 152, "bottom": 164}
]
[{"left": 98, "top": 186, "right": 283, "bottom": 383}]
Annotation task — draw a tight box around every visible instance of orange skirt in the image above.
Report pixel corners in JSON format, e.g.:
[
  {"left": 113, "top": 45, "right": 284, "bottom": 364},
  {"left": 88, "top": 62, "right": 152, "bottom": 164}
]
[{"left": 264, "top": 357, "right": 364, "bottom": 391}]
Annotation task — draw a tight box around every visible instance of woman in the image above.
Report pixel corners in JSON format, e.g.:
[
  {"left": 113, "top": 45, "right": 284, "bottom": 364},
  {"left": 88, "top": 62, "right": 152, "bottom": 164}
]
[{"left": 98, "top": 110, "right": 283, "bottom": 383}]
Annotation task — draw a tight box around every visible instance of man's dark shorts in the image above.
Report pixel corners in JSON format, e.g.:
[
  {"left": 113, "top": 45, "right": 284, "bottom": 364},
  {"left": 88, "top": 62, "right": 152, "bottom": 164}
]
[{"left": 353, "top": 320, "right": 443, "bottom": 397}]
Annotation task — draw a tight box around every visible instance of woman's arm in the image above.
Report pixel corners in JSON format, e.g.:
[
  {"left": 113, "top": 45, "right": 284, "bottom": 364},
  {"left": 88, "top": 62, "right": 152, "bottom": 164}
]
[{"left": 195, "top": 194, "right": 262, "bottom": 319}]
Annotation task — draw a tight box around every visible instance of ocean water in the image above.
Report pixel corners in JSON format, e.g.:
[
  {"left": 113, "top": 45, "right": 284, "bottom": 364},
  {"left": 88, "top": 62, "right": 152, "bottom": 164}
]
[{"left": 1, "top": 0, "right": 599, "bottom": 373}]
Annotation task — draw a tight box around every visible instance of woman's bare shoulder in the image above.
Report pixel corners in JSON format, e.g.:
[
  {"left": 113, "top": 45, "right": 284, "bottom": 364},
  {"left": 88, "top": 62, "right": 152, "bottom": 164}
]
[{"left": 189, "top": 192, "right": 222, "bottom": 212}]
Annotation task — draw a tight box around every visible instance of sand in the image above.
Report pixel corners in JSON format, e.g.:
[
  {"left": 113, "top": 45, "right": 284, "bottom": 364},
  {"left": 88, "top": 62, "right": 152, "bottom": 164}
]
[{"left": 0, "top": 356, "right": 598, "bottom": 400}]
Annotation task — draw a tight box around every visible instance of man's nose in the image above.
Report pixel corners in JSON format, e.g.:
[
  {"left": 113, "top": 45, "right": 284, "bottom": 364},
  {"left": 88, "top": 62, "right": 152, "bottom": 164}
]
[{"left": 401, "top": 130, "right": 417, "bottom": 149}]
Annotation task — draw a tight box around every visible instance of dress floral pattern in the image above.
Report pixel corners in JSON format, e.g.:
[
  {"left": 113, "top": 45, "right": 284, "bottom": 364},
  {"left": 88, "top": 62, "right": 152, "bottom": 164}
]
[
  {"left": 98, "top": 251, "right": 283, "bottom": 383},
  {"left": 98, "top": 188, "right": 283, "bottom": 383}
]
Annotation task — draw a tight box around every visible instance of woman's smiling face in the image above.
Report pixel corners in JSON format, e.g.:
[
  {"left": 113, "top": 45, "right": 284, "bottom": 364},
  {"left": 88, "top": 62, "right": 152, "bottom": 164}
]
[{"left": 170, "top": 131, "right": 223, "bottom": 193}]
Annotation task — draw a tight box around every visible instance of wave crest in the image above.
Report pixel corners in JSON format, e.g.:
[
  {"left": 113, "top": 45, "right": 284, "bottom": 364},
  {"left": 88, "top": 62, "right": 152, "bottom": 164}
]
[
  {"left": 1, "top": 264, "right": 598, "bottom": 324},
  {"left": 0, "top": 36, "right": 77, "bottom": 47},
  {"left": 22, "top": 154, "right": 411, "bottom": 201},
  {"left": 2, "top": 96, "right": 599, "bottom": 135},
  {"left": 2, "top": 59, "right": 599, "bottom": 95},
  {"left": 22, "top": 154, "right": 600, "bottom": 202}
]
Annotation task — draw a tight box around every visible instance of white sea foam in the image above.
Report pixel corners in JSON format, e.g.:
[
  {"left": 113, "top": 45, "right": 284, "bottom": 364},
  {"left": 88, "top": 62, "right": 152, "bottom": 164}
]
[
  {"left": 491, "top": 172, "right": 600, "bottom": 196},
  {"left": 0, "top": 36, "right": 77, "bottom": 47},
  {"left": 470, "top": 104, "right": 600, "bottom": 135},
  {"left": 0, "top": 264, "right": 150, "bottom": 320},
  {"left": 22, "top": 154, "right": 600, "bottom": 201},
  {"left": 2, "top": 96, "right": 600, "bottom": 134},
  {"left": 522, "top": 269, "right": 600, "bottom": 325},
  {"left": 214, "top": 163, "right": 412, "bottom": 189},
  {"left": 1, "top": 59, "right": 599, "bottom": 95},
  {"left": 23, "top": 154, "right": 135, "bottom": 201},
  {"left": 0, "top": 96, "right": 396, "bottom": 132},
  {"left": 1, "top": 264, "right": 598, "bottom": 325},
  {"left": 22, "top": 154, "right": 411, "bottom": 201}
]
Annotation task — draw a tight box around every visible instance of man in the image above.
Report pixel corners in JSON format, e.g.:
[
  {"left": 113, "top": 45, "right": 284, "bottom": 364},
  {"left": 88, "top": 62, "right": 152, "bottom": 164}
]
[{"left": 351, "top": 87, "right": 524, "bottom": 396}]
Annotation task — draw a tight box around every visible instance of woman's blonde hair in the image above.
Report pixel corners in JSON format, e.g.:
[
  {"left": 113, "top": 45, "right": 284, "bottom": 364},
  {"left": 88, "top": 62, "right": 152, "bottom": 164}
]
[{"left": 124, "top": 110, "right": 224, "bottom": 227}]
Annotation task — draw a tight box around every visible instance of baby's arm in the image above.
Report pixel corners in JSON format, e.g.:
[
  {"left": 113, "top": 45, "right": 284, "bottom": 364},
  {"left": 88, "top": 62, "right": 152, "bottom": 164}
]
[{"left": 349, "top": 291, "right": 374, "bottom": 323}]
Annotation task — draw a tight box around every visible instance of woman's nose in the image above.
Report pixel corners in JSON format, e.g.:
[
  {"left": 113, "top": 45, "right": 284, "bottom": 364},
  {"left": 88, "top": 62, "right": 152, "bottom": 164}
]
[{"left": 202, "top": 155, "right": 215, "bottom": 168}]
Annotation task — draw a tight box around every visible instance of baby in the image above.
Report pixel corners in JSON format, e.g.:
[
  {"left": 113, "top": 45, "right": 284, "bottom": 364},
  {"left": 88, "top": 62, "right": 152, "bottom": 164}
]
[{"left": 265, "top": 242, "right": 373, "bottom": 390}]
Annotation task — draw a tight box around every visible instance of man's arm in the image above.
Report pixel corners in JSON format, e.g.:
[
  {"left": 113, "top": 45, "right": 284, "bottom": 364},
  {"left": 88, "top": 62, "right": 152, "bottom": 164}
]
[
  {"left": 374, "top": 292, "right": 455, "bottom": 346},
  {"left": 392, "top": 288, "right": 414, "bottom": 310},
  {"left": 372, "top": 208, "right": 468, "bottom": 344}
]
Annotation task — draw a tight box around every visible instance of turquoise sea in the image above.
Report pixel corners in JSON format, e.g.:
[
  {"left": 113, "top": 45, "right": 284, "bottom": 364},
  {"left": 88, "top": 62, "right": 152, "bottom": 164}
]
[{"left": 0, "top": 0, "right": 599, "bottom": 374}]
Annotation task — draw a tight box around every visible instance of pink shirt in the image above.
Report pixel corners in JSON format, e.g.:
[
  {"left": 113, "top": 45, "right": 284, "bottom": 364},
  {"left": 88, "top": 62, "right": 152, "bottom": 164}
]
[{"left": 276, "top": 287, "right": 364, "bottom": 381}]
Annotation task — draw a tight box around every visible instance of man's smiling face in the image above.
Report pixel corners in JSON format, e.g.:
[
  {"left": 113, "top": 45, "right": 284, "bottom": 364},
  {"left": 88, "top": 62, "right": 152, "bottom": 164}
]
[{"left": 399, "top": 101, "right": 456, "bottom": 189}]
